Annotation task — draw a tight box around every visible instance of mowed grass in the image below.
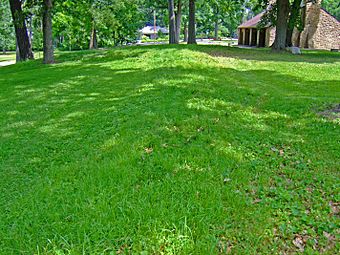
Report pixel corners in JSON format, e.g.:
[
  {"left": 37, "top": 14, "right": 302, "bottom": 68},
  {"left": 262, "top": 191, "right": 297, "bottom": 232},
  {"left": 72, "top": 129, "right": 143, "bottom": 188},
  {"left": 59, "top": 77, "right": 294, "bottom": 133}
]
[{"left": 0, "top": 45, "right": 339, "bottom": 254}]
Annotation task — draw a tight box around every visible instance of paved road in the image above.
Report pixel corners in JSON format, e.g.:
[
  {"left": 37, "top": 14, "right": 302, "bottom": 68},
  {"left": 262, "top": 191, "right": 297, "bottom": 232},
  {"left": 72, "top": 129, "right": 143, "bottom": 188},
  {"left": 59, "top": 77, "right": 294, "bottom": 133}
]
[{"left": 0, "top": 60, "right": 15, "bottom": 67}]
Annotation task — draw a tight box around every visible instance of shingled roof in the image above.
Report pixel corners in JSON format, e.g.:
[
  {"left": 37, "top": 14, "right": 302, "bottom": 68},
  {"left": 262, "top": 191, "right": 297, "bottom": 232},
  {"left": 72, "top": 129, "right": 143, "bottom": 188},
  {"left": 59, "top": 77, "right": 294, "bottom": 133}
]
[{"left": 238, "top": 12, "right": 267, "bottom": 29}]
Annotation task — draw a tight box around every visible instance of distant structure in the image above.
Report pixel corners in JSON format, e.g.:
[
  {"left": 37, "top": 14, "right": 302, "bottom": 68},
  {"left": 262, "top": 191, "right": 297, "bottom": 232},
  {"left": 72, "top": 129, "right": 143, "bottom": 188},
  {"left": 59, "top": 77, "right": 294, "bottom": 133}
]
[
  {"left": 140, "top": 26, "right": 169, "bottom": 39},
  {"left": 237, "top": 1, "right": 340, "bottom": 50}
]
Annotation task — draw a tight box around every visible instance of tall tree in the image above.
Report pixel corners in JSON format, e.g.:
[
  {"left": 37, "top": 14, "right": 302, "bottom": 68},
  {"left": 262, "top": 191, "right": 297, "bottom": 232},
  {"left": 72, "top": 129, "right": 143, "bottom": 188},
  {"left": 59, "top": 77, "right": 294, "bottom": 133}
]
[
  {"left": 168, "top": 0, "right": 177, "bottom": 44},
  {"left": 272, "top": 0, "right": 289, "bottom": 50},
  {"left": 322, "top": 0, "right": 339, "bottom": 20},
  {"left": 187, "top": 0, "right": 196, "bottom": 44},
  {"left": 9, "top": 0, "right": 34, "bottom": 61},
  {"left": 286, "top": 0, "right": 302, "bottom": 46},
  {"left": 42, "top": 0, "right": 54, "bottom": 63},
  {"left": 89, "top": 19, "right": 98, "bottom": 49},
  {"left": 0, "top": 0, "right": 16, "bottom": 53},
  {"left": 175, "top": 0, "right": 182, "bottom": 43}
]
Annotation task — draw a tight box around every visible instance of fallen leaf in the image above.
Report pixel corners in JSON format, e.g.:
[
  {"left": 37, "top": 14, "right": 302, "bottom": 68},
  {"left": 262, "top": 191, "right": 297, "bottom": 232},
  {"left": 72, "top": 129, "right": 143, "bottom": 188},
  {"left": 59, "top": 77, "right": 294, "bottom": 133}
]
[
  {"left": 197, "top": 127, "right": 204, "bottom": 132},
  {"left": 144, "top": 147, "right": 153, "bottom": 154},
  {"left": 293, "top": 235, "right": 306, "bottom": 252},
  {"left": 223, "top": 178, "right": 231, "bottom": 184},
  {"left": 329, "top": 201, "right": 339, "bottom": 215},
  {"left": 323, "top": 231, "right": 336, "bottom": 242},
  {"left": 252, "top": 198, "right": 262, "bottom": 204}
]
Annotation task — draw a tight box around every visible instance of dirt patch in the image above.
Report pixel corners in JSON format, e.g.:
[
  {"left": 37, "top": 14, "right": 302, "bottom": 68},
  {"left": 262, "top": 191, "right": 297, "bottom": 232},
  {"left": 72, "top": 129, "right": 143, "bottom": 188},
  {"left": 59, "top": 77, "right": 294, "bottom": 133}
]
[{"left": 318, "top": 104, "right": 340, "bottom": 120}]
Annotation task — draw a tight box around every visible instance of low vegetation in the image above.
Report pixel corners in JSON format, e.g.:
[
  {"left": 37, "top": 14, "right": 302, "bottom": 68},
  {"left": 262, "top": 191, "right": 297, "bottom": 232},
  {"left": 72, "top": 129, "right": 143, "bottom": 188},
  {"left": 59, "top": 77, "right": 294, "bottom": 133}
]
[{"left": 0, "top": 46, "right": 339, "bottom": 254}]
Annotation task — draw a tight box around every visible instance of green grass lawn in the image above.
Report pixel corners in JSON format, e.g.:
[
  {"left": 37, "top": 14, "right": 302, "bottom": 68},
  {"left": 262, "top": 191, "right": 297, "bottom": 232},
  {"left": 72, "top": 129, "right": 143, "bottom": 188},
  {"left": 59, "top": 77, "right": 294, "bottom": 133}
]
[{"left": 0, "top": 45, "right": 339, "bottom": 254}]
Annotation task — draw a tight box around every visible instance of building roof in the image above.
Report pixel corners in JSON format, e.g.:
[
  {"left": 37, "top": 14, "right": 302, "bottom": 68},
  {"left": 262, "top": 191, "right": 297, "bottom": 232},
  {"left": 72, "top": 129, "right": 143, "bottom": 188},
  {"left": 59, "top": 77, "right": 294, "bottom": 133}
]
[
  {"left": 321, "top": 8, "right": 340, "bottom": 22},
  {"left": 140, "top": 26, "right": 169, "bottom": 35},
  {"left": 238, "top": 8, "right": 339, "bottom": 29},
  {"left": 238, "top": 12, "right": 266, "bottom": 29}
]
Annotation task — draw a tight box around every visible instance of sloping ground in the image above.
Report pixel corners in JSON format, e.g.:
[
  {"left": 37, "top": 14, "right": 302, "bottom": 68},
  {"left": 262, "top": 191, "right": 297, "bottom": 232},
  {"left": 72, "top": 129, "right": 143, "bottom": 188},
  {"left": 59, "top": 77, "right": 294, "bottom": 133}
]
[{"left": 0, "top": 46, "right": 339, "bottom": 254}]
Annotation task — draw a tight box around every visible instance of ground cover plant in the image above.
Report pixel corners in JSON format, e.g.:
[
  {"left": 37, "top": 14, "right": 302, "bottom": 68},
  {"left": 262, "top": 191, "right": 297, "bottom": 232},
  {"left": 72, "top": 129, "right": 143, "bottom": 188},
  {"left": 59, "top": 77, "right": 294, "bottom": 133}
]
[{"left": 0, "top": 45, "right": 339, "bottom": 254}]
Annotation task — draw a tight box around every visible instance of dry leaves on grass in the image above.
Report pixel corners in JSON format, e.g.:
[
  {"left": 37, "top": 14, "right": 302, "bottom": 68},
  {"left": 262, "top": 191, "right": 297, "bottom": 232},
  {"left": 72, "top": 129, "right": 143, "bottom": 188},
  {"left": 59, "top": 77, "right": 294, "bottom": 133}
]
[
  {"left": 217, "top": 237, "right": 233, "bottom": 254},
  {"left": 292, "top": 234, "right": 308, "bottom": 252},
  {"left": 144, "top": 147, "right": 153, "bottom": 154},
  {"left": 329, "top": 201, "right": 339, "bottom": 215},
  {"left": 318, "top": 104, "right": 340, "bottom": 120}
]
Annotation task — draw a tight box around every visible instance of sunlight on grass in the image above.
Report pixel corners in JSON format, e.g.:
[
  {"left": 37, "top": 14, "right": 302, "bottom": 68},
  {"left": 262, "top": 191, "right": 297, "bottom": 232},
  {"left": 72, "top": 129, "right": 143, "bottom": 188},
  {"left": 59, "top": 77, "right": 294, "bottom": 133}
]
[{"left": 0, "top": 45, "right": 339, "bottom": 254}]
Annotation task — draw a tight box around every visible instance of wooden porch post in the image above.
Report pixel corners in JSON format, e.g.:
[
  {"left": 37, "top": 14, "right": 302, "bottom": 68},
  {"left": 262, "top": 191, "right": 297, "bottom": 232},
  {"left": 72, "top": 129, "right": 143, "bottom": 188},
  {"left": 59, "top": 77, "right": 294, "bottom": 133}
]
[
  {"left": 242, "top": 29, "right": 246, "bottom": 45},
  {"left": 249, "top": 28, "right": 253, "bottom": 46}
]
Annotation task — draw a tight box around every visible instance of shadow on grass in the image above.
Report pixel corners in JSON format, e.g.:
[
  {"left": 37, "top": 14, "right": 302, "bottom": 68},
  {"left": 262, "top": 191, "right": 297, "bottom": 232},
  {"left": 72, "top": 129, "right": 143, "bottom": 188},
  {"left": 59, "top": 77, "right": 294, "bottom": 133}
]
[
  {"left": 0, "top": 45, "right": 339, "bottom": 253},
  {"left": 197, "top": 45, "right": 340, "bottom": 64},
  {"left": 1, "top": 48, "right": 339, "bottom": 167}
]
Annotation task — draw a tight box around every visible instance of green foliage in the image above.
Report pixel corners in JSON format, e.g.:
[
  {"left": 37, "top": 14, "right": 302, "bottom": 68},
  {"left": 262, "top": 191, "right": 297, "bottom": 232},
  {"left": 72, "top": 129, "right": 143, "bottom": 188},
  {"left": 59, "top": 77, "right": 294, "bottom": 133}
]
[
  {"left": 0, "top": 0, "right": 16, "bottom": 51},
  {"left": 52, "top": 0, "right": 143, "bottom": 50},
  {"left": 322, "top": 0, "right": 340, "bottom": 20},
  {"left": 2, "top": 0, "right": 277, "bottom": 50},
  {"left": 0, "top": 45, "right": 339, "bottom": 254}
]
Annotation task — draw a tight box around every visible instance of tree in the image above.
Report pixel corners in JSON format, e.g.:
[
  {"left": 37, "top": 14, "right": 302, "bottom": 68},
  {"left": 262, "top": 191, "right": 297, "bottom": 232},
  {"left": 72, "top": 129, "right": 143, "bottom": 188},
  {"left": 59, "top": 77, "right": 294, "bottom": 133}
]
[
  {"left": 187, "top": 0, "right": 196, "bottom": 44},
  {"left": 0, "top": 0, "right": 16, "bottom": 53},
  {"left": 9, "top": 0, "right": 34, "bottom": 61},
  {"left": 286, "top": 0, "right": 303, "bottom": 46},
  {"left": 42, "top": 0, "right": 54, "bottom": 63},
  {"left": 199, "top": 0, "right": 246, "bottom": 40},
  {"left": 322, "top": 0, "right": 340, "bottom": 20},
  {"left": 168, "top": 0, "right": 177, "bottom": 44},
  {"left": 89, "top": 18, "right": 98, "bottom": 49},
  {"left": 272, "top": 0, "right": 289, "bottom": 50},
  {"left": 175, "top": 0, "right": 182, "bottom": 43}
]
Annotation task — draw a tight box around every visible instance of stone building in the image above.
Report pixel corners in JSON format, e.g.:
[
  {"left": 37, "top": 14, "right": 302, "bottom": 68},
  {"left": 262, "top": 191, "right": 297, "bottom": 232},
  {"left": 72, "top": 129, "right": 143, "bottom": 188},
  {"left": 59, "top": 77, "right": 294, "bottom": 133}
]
[{"left": 238, "top": 1, "right": 340, "bottom": 50}]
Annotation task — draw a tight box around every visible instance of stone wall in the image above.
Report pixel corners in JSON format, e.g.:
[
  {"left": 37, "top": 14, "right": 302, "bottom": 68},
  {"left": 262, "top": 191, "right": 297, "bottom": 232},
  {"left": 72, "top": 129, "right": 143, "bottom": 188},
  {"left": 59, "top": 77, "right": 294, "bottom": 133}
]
[
  {"left": 297, "top": 1, "right": 339, "bottom": 50},
  {"left": 265, "top": 27, "right": 276, "bottom": 47},
  {"left": 239, "top": 0, "right": 340, "bottom": 50},
  {"left": 312, "top": 9, "right": 340, "bottom": 50},
  {"left": 299, "top": 2, "right": 321, "bottom": 48}
]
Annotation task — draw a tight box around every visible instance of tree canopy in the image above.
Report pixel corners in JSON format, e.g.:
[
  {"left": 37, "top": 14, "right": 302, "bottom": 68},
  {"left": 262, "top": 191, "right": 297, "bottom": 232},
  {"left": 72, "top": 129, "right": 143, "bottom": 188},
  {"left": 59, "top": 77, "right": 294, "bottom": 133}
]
[{"left": 0, "top": 0, "right": 338, "bottom": 58}]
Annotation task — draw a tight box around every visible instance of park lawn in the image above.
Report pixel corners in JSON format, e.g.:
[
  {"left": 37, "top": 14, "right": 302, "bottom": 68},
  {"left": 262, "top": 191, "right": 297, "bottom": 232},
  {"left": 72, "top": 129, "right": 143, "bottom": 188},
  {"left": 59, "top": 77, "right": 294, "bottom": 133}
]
[{"left": 0, "top": 45, "right": 339, "bottom": 254}]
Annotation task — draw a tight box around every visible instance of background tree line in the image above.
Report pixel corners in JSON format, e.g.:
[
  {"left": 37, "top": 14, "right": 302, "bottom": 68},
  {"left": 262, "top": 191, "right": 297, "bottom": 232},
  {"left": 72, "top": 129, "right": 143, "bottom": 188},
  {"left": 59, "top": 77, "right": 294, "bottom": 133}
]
[
  {"left": 0, "top": 0, "right": 261, "bottom": 58},
  {"left": 0, "top": 0, "right": 338, "bottom": 63}
]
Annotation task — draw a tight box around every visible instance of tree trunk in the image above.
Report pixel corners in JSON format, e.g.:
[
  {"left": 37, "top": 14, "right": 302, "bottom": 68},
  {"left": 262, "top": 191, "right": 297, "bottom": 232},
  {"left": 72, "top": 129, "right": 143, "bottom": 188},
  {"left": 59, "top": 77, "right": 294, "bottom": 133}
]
[
  {"left": 28, "top": 15, "right": 33, "bottom": 47},
  {"left": 9, "top": 0, "right": 34, "bottom": 62},
  {"left": 272, "top": 0, "right": 290, "bottom": 51},
  {"left": 89, "top": 21, "right": 98, "bottom": 49},
  {"left": 43, "top": 0, "right": 54, "bottom": 64},
  {"left": 286, "top": 0, "right": 302, "bottom": 47},
  {"left": 214, "top": 20, "right": 219, "bottom": 40},
  {"left": 16, "top": 40, "right": 20, "bottom": 62},
  {"left": 187, "top": 0, "right": 196, "bottom": 44},
  {"left": 168, "top": 0, "right": 177, "bottom": 44},
  {"left": 214, "top": 6, "right": 219, "bottom": 40},
  {"left": 183, "top": 21, "right": 188, "bottom": 42},
  {"left": 175, "top": 0, "right": 182, "bottom": 43}
]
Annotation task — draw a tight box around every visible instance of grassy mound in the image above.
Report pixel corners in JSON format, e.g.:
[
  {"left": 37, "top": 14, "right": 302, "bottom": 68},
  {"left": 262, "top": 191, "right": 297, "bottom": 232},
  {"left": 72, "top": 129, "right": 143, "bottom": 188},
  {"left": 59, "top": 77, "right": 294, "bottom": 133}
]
[{"left": 0, "top": 45, "right": 339, "bottom": 254}]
